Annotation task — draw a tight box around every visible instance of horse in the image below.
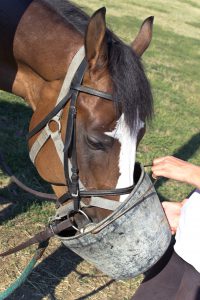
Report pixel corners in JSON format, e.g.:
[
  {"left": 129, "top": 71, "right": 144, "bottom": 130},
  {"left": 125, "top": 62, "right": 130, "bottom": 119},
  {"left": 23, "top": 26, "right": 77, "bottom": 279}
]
[{"left": 0, "top": 0, "right": 153, "bottom": 229}]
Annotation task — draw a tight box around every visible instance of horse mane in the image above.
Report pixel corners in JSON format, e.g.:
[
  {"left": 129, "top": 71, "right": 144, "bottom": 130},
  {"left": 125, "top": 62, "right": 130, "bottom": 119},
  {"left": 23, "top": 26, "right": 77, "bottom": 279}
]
[{"left": 42, "top": 0, "right": 153, "bottom": 132}]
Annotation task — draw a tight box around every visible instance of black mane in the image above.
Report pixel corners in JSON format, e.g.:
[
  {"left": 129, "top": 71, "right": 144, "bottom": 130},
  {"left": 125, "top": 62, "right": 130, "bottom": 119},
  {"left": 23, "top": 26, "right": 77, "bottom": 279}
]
[{"left": 43, "top": 0, "right": 153, "bottom": 132}]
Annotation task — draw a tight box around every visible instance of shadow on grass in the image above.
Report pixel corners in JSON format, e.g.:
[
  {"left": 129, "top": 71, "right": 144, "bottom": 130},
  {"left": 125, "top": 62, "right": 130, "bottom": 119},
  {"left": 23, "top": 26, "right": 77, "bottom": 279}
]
[
  {"left": 0, "top": 100, "right": 54, "bottom": 225},
  {"left": 9, "top": 244, "right": 115, "bottom": 300},
  {"left": 9, "top": 245, "right": 83, "bottom": 300},
  {"left": 8, "top": 244, "right": 116, "bottom": 300},
  {"left": 0, "top": 100, "right": 115, "bottom": 299},
  {"left": 0, "top": 100, "right": 82, "bottom": 298}
]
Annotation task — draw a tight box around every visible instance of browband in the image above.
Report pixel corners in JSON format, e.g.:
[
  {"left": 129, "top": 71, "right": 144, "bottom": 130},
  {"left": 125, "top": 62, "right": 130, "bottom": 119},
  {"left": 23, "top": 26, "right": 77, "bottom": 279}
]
[{"left": 71, "top": 84, "right": 113, "bottom": 101}]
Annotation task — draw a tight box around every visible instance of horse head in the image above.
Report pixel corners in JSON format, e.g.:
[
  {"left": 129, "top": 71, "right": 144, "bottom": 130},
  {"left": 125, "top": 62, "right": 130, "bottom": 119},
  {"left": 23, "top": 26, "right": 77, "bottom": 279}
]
[
  {"left": 69, "top": 8, "right": 154, "bottom": 225},
  {"left": 0, "top": 1, "right": 153, "bottom": 229}
]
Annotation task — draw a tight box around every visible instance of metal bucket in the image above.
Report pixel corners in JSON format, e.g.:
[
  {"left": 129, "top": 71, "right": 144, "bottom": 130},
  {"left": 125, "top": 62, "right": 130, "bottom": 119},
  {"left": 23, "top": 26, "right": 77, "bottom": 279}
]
[{"left": 56, "top": 163, "right": 171, "bottom": 279}]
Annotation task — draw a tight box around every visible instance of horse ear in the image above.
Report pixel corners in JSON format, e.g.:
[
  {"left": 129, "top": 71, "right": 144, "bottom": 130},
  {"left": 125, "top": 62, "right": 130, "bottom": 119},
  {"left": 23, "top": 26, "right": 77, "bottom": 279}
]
[
  {"left": 131, "top": 16, "right": 154, "bottom": 57},
  {"left": 85, "top": 7, "right": 108, "bottom": 71}
]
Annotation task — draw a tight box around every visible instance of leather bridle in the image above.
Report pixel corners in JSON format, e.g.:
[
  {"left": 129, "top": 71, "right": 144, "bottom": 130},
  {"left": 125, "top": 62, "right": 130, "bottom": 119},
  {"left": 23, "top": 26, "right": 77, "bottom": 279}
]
[
  {"left": 0, "top": 50, "right": 156, "bottom": 259},
  {"left": 27, "top": 54, "right": 134, "bottom": 214}
]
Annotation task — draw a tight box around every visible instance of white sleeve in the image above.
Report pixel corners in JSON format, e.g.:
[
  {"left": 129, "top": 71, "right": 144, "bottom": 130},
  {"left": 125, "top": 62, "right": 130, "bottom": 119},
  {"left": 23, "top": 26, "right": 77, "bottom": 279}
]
[{"left": 174, "top": 189, "right": 200, "bottom": 273}]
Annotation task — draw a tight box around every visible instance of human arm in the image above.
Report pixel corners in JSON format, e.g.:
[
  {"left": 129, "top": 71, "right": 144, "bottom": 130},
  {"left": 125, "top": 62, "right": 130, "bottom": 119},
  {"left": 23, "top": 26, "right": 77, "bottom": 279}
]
[
  {"left": 151, "top": 156, "right": 200, "bottom": 233},
  {"left": 151, "top": 156, "right": 200, "bottom": 189}
]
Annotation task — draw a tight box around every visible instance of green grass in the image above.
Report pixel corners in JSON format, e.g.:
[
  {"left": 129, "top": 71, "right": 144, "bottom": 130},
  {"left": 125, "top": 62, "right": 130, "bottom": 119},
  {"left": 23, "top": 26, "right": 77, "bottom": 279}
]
[
  {"left": 186, "top": 21, "right": 200, "bottom": 28},
  {"left": 0, "top": 0, "right": 200, "bottom": 299}
]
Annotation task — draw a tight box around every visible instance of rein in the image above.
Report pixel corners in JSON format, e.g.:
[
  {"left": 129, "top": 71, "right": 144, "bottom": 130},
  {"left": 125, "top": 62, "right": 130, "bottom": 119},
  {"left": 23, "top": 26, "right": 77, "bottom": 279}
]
[{"left": 0, "top": 150, "right": 57, "bottom": 200}]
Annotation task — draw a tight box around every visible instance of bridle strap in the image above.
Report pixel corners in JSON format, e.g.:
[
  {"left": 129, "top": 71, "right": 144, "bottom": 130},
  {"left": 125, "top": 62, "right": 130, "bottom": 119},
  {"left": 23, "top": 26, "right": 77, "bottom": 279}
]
[
  {"left": 27, "top": 89, "right": 72, "bottom": 140},
  {"left": 56, "top": 184, "right": 134, "bottom": 208},
  {"left": 79, "top": 185, "right": 134, "bottom": 197},
  {"left": 71, "top": 84, "right": 113, "bottom": 101},
  {"left": 63, "top": 58, "right": 88, "bottom": 211}
]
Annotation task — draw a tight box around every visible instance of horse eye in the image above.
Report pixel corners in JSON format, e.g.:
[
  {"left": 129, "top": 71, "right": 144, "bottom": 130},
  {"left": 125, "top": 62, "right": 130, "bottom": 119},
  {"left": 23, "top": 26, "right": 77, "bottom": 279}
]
[{"left": 86, "top": 136, "right": 106, "bottom": 151}]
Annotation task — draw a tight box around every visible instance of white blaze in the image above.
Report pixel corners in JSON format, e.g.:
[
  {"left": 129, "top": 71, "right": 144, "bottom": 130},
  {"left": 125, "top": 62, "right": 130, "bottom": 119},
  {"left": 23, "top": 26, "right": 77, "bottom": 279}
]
[{"left": 106, "top": 114, "right": 144, "bottom": 202}]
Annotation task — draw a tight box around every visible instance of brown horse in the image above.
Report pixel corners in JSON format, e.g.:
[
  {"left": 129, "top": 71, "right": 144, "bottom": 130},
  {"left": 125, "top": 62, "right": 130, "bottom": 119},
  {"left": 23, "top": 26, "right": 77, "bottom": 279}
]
[{"left": 0, "top": 0, "right": 153, "bottom": 227}]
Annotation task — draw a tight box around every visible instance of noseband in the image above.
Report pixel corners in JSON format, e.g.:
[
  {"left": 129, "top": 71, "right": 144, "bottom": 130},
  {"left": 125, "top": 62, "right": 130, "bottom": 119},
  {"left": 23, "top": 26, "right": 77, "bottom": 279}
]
[{"left": 28, "top": 46, "right": 134, "bottom": 214}]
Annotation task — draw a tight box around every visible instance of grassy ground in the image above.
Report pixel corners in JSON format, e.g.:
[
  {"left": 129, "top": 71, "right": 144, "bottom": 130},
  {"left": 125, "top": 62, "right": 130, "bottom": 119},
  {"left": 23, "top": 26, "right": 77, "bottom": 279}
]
[{"left": 0, "top": 0, "right": 200, "bottom": 299}]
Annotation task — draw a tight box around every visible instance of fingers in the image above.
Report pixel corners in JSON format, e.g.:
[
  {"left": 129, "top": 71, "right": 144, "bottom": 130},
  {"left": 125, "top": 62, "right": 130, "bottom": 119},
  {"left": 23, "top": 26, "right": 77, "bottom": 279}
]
[
  {"left": 152, "top": 173, "right": 158, "bottom": 180},
  {"left": 151, "top": 156, "right": 182, "bottom": 180},
  {"left": 152, "top": 161, "right": 169, "bottom": 179},
  {"left": 162, "top": 201, "right": 183, "bottom": 211},
  {"left": 151, "top": 155, "right": 199, "bottom": 185},
  {"left": 152, "top": 156, "right": 170, "bottom": 178},
  {"left": 151, "top": 165, "right": 166, "bottom": 178},
  {"left": 152, "top": 156, "right": 169, "bottom": 165},
  {"left": 162, "top": 201, "right": 182, "bottom": 234},
  {"left": 161, "top": 200, "right": 188, "bottom": 234}
]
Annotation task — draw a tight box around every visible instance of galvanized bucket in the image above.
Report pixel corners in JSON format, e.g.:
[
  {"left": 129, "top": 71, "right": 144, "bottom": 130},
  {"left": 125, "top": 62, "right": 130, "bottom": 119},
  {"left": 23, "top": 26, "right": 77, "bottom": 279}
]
[{"left": 56, "top": 163, "right": 171, "bottom": 279}]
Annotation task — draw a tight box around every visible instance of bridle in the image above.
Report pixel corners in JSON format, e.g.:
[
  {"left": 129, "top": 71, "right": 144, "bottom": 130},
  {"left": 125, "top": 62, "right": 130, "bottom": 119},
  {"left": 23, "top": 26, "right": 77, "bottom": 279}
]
[
  {"left": 0, "top": 47, "right": 160, "bottom": 260},
  {"left": 27, "top": 46, "right": 134, "bottom": 215}
]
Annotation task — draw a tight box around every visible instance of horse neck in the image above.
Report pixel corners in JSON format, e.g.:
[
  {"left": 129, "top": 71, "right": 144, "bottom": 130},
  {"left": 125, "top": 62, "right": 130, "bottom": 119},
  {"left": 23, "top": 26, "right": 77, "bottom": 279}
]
[{"left": 1, "top": 0, "right": 84, "bottom": 110}]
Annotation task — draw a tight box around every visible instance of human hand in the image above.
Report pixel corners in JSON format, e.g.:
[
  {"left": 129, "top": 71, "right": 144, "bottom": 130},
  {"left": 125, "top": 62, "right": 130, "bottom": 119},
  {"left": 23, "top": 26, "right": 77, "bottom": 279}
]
[
  {"left": 152, "top": 156, "right": 200, "bottom": 188},
  {"left": 162, "top": 199, "right": 188, "bottom": 234}
]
